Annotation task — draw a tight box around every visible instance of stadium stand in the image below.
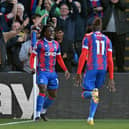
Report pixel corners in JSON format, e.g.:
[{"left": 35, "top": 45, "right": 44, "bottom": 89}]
[{"left": 119, "top": 0, "right": 129, "bottom": 71}]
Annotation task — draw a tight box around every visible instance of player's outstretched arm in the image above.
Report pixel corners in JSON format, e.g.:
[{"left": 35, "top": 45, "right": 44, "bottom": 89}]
[{"left": 56, "top": 55, "right": 70, "bottom": 79}]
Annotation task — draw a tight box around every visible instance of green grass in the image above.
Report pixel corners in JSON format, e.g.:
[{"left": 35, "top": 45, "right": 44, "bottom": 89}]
[{"left": 0, "top": 119, "right": 129, "bottom": 129}]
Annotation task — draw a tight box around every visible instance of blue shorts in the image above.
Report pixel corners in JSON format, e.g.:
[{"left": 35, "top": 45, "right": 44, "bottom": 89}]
[
  {"left": 36, "top": 71, "right": 59, "bottom": 90},
  {"left": 82, "top": 69, "right": 106, "bottom": 91}
]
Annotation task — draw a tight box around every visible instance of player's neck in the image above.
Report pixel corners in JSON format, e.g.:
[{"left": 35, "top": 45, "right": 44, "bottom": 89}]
[
  {"left": 44, "top": 38, "right": 53, "bottom": 43},
  {"left": 94, "top": 31, "right": 101, "bottom": 33}
]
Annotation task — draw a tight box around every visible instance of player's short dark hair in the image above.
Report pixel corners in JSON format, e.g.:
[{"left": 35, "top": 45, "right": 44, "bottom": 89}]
[
  {"left": 92, "top": 17, "right": 102, "bottom": 32},
  {"left": 41, "top": 23, "right": 54, "bottom": 38},
  {"left": 86, "top": 17, "right": 102, "bottom": 32}
]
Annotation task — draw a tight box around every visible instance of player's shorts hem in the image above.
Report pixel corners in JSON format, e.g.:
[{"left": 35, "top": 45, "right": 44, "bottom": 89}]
[
  {"left": 47, "top": 88, "right": 58, "bottom": 91},
  {"left": 37, "top": 83, "right": 48, "bottom": 86},
  {"left": 82, "top": 88, "right": 92, "bottom": 91}
]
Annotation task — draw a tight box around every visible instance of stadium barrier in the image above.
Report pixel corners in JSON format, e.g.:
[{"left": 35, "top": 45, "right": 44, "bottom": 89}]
[{"left": 0, "top": 72, "right": 129, "bottom": 119}]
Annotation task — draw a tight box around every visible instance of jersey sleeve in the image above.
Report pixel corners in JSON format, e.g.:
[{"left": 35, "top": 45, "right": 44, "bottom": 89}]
[
  {"left": 77, "top": 36, "right": 89, "bottom": 74},
  {"left": 107, "top": 38, "right": 112, "bottom": 53},
  {"left": 30, "top": 51, "right": 37, "bottom": 69},
  {"left": 56, "top": 43, "right": 67, "bottom": 72},
  {"left": 29, "top": 40, "right": 42, "bottom": 69},
  {"left": 56, "top": 42, "right": 61, "bottom": 56},
  {"left": 82, "top": 36, "right": 89, "bottom": 50},
  {"left": 107, "top": 38, "right": 114, "bottom": 79}
]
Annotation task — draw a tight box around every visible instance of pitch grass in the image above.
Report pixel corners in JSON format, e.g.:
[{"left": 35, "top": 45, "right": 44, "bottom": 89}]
[{"left": 0, "top": 119, "right": 129, "bottom": 129}]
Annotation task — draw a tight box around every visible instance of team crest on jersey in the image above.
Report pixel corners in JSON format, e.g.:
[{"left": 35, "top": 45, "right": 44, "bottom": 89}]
[{"left": 45, "top": 45, "right": 48, "bottom": 48}]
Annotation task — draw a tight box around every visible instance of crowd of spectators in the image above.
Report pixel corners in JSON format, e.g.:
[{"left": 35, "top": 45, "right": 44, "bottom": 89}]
[{"left": 0, "top": 0, "right": 129, "bottom": 73}]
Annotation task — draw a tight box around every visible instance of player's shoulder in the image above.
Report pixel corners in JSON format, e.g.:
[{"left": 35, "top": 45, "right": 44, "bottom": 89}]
[
  {"left": 37, "top": 39, "right": 44, "bottom": 44},
  {"left": 103, "top": 34, "right": 111, "bottom": 43},
  {"left": 53, "top": 40, "right": 58, "bottom": 44},
  {"left": 53, "top": 40, "right": 60, "bottom": 46},
  {"left": 83, "top": 32, "right": 93, "bottom": 41},
  {"left": 84, "top": 32, "right": 93, "bottom": 37}
]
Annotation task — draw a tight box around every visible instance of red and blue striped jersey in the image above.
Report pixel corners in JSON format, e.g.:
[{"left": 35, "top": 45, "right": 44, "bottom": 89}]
[
  {"left": 33, "top": 38, "right": 61, "bottom": 72},
  {"left": 88, "top": 0, "right": 103, "bottom": 18},
  {"left": 82, "top": 31, "right": 112, "bottom": 70}
]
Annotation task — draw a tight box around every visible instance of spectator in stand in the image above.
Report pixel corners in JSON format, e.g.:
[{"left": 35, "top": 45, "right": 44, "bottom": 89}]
[
  {"left": 0, "top": 9, "right": 9, "bottom": 32},
  {"left": 0, "top": 16, "right": 29, "bottom": 72},
  {"left": 15, "top": 3, "right": 29, "bottom": 25},
  {"left": 74, "top": 0, "right": 87, "bottom": 56},
  {"left": 18, "top": 0, "right": 31, "bottom": 17},
  {"left": 55, "top": 27, "right": 69, "bottom": 72},
  {"left": 35, "top": 0, "right": 60, "bottom": 25},
  {"left": 19, "top": 14, "right": 44, "bottom": 73},
  {"left": 0, "top": 0, "right": 17, "bottom": 17},
  {"left": 31, "top": 13, "right": 48, "bottom": 31},
  {"left": 50, "top": 0, "right": 78, "bottom": 72},
  {"left": 0, "top": 0, "right": 17, "bottom": 31},
  {"left": 0, "top": 23, "right": 8, "bottom": 71},
  {"left": 19, "top": 32, "right": 32, "bottom": 73},
  {"left": 102, "top": 0, "right": 129, "bottom": 72},
  {"left": 86, "top": 0, "right": 104, "bottom": 19},
  {"left": 6, "top": 20, "right": 29, "bottom": 71}
]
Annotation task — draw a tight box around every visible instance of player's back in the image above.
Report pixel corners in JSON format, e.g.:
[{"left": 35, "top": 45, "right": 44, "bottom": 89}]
[{"left": 86, "top": 31, "right": 110, "bottom": 70}]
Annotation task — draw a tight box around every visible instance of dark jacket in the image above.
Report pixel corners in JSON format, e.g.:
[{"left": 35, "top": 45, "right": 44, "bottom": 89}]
[
  {"left": 74, "top": 0, "right": 88, "bottom": 42},
  {"left": 6, "top": 36, "right": 23, "bottom": 71},
  {"left": 50, "top": 2, "right": 78, "bottom": 53},
  {"left": 0, "top": 29, "right": 8, "bottom": 71},
  {"left": 102, "top": 0, "right": 129, "bottom": 35}
]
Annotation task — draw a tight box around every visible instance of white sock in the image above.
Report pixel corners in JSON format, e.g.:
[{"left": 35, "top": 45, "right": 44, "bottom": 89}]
[
  {"left": 36, "top": 111, "right": 40, "bottom": 117},
  {"left": 41, "top": 109, "right": 47, "bottom": 114},
  {"left": 87, "top": 117, "right": 93, "bottom": 121}
]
